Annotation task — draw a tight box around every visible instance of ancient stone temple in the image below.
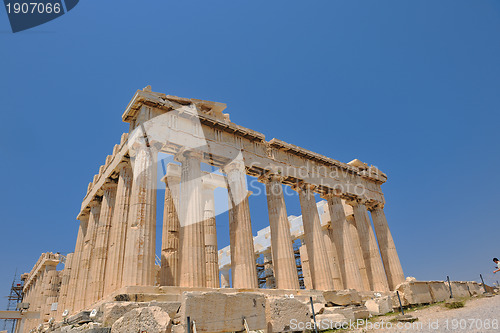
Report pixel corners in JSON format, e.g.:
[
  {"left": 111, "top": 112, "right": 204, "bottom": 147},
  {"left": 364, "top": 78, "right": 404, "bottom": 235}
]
[{"left": 21, "top": 86, "right": 410, "bottom": 332}]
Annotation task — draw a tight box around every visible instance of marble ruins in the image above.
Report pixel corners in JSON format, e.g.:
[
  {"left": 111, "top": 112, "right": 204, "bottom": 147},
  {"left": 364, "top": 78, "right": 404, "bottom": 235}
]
[{"left": 18, "top": 86, "right": 415, "bottom": 332}]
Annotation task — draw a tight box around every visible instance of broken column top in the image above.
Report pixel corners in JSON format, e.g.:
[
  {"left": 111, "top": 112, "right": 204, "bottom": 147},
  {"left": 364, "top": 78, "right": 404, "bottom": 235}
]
[{"left": 122, "top": 85, "right": 228, "bottom": 123}]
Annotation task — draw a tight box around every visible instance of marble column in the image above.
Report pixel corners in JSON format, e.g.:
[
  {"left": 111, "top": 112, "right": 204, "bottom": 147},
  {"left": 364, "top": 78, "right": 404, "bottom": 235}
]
[
  {"left": 79, "top": 199, "right": 101, "bottom": 309},
  {"left": 203, "top": 183, "right": 220, "bottom": 288},
  {"left": 349, "top": 200, "right": 389, "bottom": 292},
  {"left": 56, "top": 253, "right": 73, "bottom": 320},
  {"left": 345, "top": 214, "right": 371, "bottom": 291},
  {"left": 325, "top": 195, "right": 364, "bottom": 291},
  {"left": 296, "top": 184, "right": 335, "bottom": 290},
  {"left": 263, "top": 174, "right": 299, "bottom": 290},
  {"left": 37, "top": 265, "right": 57, "bottom": 322},
  {"left": 32, "top": 271, "right": 44, "bottom": 313},
  {"left": 42, "top": 270, "right": 60, "bottom": 321},
  {"left": 90, "top": 181, "right": 117, "bottom": 303},
  {"left": 122, "top": 145, "right": 157, "bottom": 287},
  {"left": 220, "top": 268, "right": 230, "bottom": 288},
  {"left": 223, "top": 160, "right": 258, "bottom": 289},
  {"left": 65, "top": 217, "right": 88, "bottom": 313},
  {"left": 323, "top": 228, "right": 343, "bottom": 289},
  {"left": 369, "top": 203, "right": 405, "bottom": 290},
  {"left": 160, "top": 172, "right": 181, "bottom": 286},
  {"left": 177, "top": 150, "right": 206, "bottom": 287},
  {"left": 103, "top": 162, "right": 133, "bottom": 295},
  {"left": 263, "top": 251, "right": 276, "bottom": 289}
]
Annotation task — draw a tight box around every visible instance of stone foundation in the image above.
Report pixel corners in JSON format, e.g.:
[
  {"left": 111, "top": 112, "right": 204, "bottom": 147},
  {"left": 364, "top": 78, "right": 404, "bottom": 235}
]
[{"left": 41, "top": 280, "right": 493, "bottom": 333}]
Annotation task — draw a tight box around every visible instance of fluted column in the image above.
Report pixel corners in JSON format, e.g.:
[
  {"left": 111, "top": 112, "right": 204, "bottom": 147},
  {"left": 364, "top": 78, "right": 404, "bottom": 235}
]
[
  {"left": 42, "top": 270, "right": 60, "bottom": 322},
  {"left": 345, "top": 214, "right": 371, "bottom": 291},
  {"left": 36, "top": 264, "right": 57, "bottom": 324},
  {"left": 103, "top": 162, "right": 133, "bottom": 295},
  {"left": 325, "top": 195, "right": 364, "bottom": 290},
  {"left": 177, "top": 150, "right": 206, "bottom": 287},
  {"left": 223, "top": 160, "right": 258, "bottom": 289},
  {"left": 56, "top": 253, "right": 73, "bottom": 320},
  {"left": 369, "top": 203, "right": 405, "bottom": 290},
  {"left": 323, "top": 228, "right": 343, "bottom": 289},
  {"left": 348, "top": 200, "right": 389, "bottom": 291},
  {"left": 262, "top": 174, "right": 299, "bottom": 290},
  {"left": 220, "top": 268, "right": 230, "bottom": 288},
  {"left": 65, "top": 217, "right": 88, "bottom": 314},
  {"left": 203, "top": 184, "right": 219, "bottom": 288},
  {"left": 32, "top": 274, "right": 41, "bottom": 313},
  {"left": 79, "top": 199, "right": 101, "bottom": 309},
  {"left": 160, "top": 172, "right": 181, "bottom": 286},
  {"left": 32, "top": 271, "right": 44, "bottom": 314},
  {"left": 122, "top": 145, "right": 157, "bottom": 287},
  {"left": 296, "top": 184, "right": 335, "bottom": 290},
  {"left": 89, "top": 181, "right": 117, "bottom": 303},
  {"left": 263, "top": 251, "right": 276, "bottom": 288}
]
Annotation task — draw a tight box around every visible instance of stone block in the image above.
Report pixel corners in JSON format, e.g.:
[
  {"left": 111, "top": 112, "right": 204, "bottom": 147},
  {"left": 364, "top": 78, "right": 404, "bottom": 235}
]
[
  {"left": 67, "top": 311, "right": 91, "bottom": 325},
  {"left": 314, "top": 314, "right": 348, "bottom": 330},
  {"left": 467, "top": 282, "right": 483, "bottom": 295},
  {"left": 149, "top": 301, "right": 181, "bottom": 318},
  {"left": 322, "top": 305, "right": 368, "bottom": 321},
  {"left": 114, "top": 293, "right": 180, "bottom": 302},
  {"left": 266, "top": 296, "right": 311, "bottom": 332},
  {"left": 353, "top": 307, "right": 370, "bottom": 320},
  {"left": 427, "top": 281, "right": 450, "bottom": 302},
  {"left": 306, "top": 301, "right": 325, "bottom": 315},
  {"left": 111, "top": 306, "right": 171, "bottom": 333},
  {"left": 396, "top": 281, "right": 432, "bottom": 305},
  {"left": 451, "top": 282, "right": 470, "bottom": 298},
  {"left": 171, "top": 324, "right": 184, "bottom": 333},
  {"left": 364, "top": 296, "right": 393, "bottom": 316},
  {"left": 96, "top": 301, "right": 179, "bottom": 327},
  {"left": 323, "top": 289, "right": 361, "bottom": 306},
  {"left": 55, "top": 324, "right": 109, "bottom": 332},
  {"left": 98, "top": 302, "right": 141, "bottom": 327},
  {"left": 178, "top": 292, "right": 266, "bottom": 333}
]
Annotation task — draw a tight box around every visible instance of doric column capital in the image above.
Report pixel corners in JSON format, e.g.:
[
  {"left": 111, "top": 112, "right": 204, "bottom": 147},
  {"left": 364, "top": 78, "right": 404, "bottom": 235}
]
[
  {"left": 320, "top": 188, "right": 343, "bottom": 200},
  {"left": 257, "top": 172, "right": 284, "bottom": 184},
  {"left": 345, "top": 196, "right": 368, "bottom": 207},
  {"left": 174, "top": 148, "right": 203, "bottom": 163},
  {"left": 291, "top": 181, "right": 316, "bottom": 193},
  {"left": 128, "top": 137, "right": 160, "bottom": 158},
  {"left": 221, "top": 158, "right": 245, "bottom": 174},
  {"left": 367, "top": 201, "right": 384, "bottom": 211},
  {"left": 102, "top": 179, "right": 118, "bottom": 191},
  {"left": 89, "top": 197, "right": 102, "bottom": 208},
  {"left": 116, "top": 158, "right": 131, "bottom": 170}
]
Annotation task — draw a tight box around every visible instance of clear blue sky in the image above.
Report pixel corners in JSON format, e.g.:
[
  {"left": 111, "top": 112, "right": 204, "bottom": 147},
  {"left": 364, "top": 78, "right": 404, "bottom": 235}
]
[{"left": 1, "top": 1, "right": 499, "bottom": 310}]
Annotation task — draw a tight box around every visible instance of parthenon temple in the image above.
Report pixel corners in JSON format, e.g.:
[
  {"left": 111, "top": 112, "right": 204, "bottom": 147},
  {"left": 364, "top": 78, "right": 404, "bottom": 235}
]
[{"left": 20, "top": 86, "right": 406, "bottom": 332}]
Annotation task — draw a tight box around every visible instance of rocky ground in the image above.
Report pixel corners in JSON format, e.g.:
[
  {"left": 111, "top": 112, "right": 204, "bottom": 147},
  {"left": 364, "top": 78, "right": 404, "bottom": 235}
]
[{"left": 348, "top": 295, "right": 500, "bottom": 333}]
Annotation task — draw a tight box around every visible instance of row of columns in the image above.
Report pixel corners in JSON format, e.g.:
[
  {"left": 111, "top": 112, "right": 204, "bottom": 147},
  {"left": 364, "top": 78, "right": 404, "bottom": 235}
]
[
  {"left": 294, "top": 195, "right": 405, "bottom": 292},
  {"left": 161, "top": 153, "right": 234, "bottom": 289},
  {"left": 59, "top": 146, "right": 227, "bottom": 316},
  {"left": 58, "top": 145, "right": 404, "bottom": 317},
  {"left": 61, "top": 160, "right": 137, "bottom": 315},
  {"left": 21, "top": 255, "right": 61, "bottom": 331},
  {"left": 247, "top": 175, "right": 404, "bottom": 293}
]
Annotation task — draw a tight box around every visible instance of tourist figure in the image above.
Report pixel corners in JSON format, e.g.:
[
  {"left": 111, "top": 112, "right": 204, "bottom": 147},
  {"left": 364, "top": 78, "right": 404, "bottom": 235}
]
[{"left": 493, "top": 258, "right": 500, "bottom": 274}]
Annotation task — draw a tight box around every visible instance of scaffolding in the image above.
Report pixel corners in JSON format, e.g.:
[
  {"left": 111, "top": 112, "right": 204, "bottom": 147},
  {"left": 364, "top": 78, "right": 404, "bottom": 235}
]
[
  {"left": 2, "top": 271, "right": 24, "bottom": 333},
  {"left": 255, "top": 240, "right": 305, "bottom": 289},
  {"left": 293, "top": 241, "right": 306, "bottom": 289}
]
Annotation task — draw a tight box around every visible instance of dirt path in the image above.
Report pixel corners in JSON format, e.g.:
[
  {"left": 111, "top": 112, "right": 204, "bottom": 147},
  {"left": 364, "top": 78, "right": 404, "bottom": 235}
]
[{"left": 349, "top": 295, "right": 500, "bottom": 332}]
